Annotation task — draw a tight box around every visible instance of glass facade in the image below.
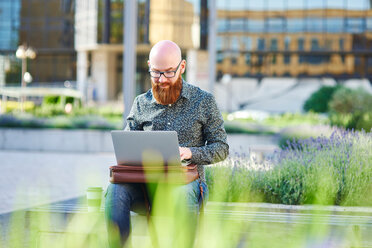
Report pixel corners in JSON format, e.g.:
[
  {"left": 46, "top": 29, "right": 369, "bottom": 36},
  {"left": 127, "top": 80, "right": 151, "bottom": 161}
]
[
  {"left": 74, "top": 0, "right": 201, "bottom": 100},
  {"left": 0, "top": 0, "right": 76, "bottom": 85},
  {"left": 96, "top": 0, "right": 150, "bottom": 44},
  {"left": 216, "top": 0, "right": 372, "bottom": 79},
  {"left": 0, "top": 0, "right": 21, "bottom": 50},
  {"left": 76, "top": 0, "right": 200, "bottom": 47}
]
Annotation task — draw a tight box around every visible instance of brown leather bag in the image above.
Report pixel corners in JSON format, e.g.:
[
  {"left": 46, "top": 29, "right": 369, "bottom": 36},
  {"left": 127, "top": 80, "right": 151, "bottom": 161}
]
[{"left": 109, "top": 164, "right": 199, "bottom": 184}]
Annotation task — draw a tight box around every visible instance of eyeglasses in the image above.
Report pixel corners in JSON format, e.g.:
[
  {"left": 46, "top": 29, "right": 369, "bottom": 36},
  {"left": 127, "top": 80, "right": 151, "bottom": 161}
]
[{"left": 149, "top": 60, "right": 182, "bottom": 78}]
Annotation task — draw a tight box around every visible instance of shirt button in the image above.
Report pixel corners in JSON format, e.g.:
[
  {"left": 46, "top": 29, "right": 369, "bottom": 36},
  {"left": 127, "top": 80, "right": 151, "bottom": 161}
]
[
  {"left": 168, "top": 104, "right": 172, "bottom": 107},
  {"left": 167, "top": 122, "right": 171, "bottom": 125}
]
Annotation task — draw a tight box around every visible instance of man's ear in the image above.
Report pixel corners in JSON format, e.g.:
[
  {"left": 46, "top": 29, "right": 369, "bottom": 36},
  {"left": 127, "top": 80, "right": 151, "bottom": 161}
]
[
  {"left": 147, "top": 60, "right": 150, "bottom": 67},
  {"left": 181, "top": 60, "right": 186, "bottom": 74}
]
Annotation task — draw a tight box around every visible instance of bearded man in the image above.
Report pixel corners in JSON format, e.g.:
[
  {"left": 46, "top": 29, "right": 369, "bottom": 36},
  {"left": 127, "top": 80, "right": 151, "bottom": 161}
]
[{"left": 105, "top": 40, "right": 229, "bottom": 247}]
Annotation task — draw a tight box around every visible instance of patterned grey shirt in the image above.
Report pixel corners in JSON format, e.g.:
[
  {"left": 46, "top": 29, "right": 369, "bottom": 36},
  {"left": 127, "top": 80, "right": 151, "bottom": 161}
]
[{"left": 125, "top": 80, "right": 229, "bottom": 182}]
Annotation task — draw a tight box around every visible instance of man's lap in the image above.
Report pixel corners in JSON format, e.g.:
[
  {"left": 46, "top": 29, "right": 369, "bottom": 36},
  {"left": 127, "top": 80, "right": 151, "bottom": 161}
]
[{"left": 105, "top": 180, "right": 208, "bottom": 214}]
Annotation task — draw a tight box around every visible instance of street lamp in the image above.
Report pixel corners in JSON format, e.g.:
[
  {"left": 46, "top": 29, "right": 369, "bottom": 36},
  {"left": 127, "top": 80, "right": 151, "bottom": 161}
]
[{"left": 16, "top": 44, "right": 36, "bottom": 111}]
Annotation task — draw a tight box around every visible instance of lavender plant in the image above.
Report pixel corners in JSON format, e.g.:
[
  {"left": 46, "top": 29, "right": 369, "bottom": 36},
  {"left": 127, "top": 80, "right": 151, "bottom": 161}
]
[{"left": 207, "top": 129, "right": 372, "bottom": 206}]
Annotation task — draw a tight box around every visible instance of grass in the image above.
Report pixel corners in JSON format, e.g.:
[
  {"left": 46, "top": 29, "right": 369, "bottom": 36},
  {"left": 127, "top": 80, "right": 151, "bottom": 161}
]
[{"left": 224, "top": 112, "right": 329, "bottom": 135}]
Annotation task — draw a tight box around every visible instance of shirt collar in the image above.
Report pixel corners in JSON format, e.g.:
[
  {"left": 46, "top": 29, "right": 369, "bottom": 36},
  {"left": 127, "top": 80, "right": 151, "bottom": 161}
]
[{"left": 150, "top": 79, "right": 191, "bottom": 104}]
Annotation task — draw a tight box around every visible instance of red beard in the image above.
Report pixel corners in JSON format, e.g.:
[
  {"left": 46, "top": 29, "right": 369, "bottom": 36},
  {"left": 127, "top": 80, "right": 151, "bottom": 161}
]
[{"left": 152, "top": 74, "right": 183, "bottom": 105}]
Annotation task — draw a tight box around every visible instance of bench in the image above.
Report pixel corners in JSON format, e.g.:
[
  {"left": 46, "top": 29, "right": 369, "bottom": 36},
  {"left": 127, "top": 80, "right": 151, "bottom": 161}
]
[{"left": 25, "top": 199, "right": 372, "bottom": 247}]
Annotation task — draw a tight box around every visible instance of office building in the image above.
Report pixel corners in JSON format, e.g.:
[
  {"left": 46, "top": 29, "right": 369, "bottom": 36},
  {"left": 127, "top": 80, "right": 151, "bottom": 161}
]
[
  {"left": 215, "top": 0, "right": 372, "bottom": 80},
  {"left": 0, "top": 0, "right": 76, "bottom": 86}
]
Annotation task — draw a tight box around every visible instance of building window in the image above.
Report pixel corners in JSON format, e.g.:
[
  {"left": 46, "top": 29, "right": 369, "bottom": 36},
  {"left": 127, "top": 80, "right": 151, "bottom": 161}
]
[
  {"left": 346, "top": 18, "right": 365, "bottom": 34},
  {"left": 247, "top": 19, "right": 265, "bottom": 33},
  {"left": 272, "top": 55, "right": 277, "bottom": 64},
  {"left": 231, "top": 57, "right": 237, "bottom": 64},
  {"left": 285, "top": 36, "right": 290, "bottom": 50},
  {"left": 245, "top": 53, "right": 251, "bottom": 64},
  {"left": 267, "top": 18, "right": 285, "bottom": 33},
  {"left": 306, "top": 17, "right": 324, "bottom": 33},
  {"left": 258, "top": 55, "right": 264, "bottom": 66},
  {"left": 270, "top": 38, "right": 278, "bottom": 51},
  {"left": 218, "top": 19, "right": 229, "bottom": 32},
  {"left": 284, "top": 54, "right": 290, "bottom": 64},
  {"left": 230, "top": 36, "right": 240, "bottom": 51},
  {"left": 230, "top": 18, "right": 245, "bottom": 32},
  {"left": 287, "top": 18, "right": 305, "bottom": 33},
  {"left": 217, "top": 52, "right": 224, "bottom": 64},
  {"left": 326, "top": 18, "right": 344, "bottom": 33},
  {"left": 298, "top": 38, "right": 305, "bottom": 51},
  {"left": 216, "top": 36, "right": 223, "bottom": 51},
  {"left": 325, "top": 39, "right": 333, "bottom": 50},
  {"left": 284, "top": 36, "right": 291, "bottom": 64},
  {"left": 243, "top": 36, "right": 252, "bottom": 50},
  {"left": 257, "top": 38, "right": 265, "bottom": 51},
  {"left": 298, "top": 38, "right": 305, "bottom": 63},
  {"left": 367, "top": 18, "right": 372, "bottom": 31},
  {"left": 311, "top": 38, "right": 319, "bottom": 51},
  {"left": 339, "top": 38, "right": 344, "bottom": 50}
]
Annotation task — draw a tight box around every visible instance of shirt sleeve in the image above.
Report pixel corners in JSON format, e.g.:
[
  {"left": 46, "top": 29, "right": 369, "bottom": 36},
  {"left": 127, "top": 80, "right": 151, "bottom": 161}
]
[
  {"left": 189, "top": 94, "right": 229, "bottom": 165},
  {"left": 124, "top": 97, "right": 143, "bottom": 131}
]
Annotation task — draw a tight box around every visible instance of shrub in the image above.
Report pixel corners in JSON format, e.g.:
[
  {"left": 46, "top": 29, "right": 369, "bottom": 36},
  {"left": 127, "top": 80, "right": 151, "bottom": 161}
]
[
  {"left": 32, "top": 104, "right": 66, "bottom": 117},
  {"left": 224, "top": 121, "right": 277, "bottom": 135},
  {"left": 264, "top": 112, "right": 329, "bottom": 127},
  {"left": 0, "top": 114, "right": 121, "bottom": 130},
  {"left": 1, "top": 100, "right": 35, "bottom": 113},
  {"left": 0, "top": 114, "right": 45, "bottom": 128},
  {"left": 42, "top": 95, "right": 81, "bottom": 107},
  {"left": 207, "top": 129, "right": 372, "bottom": 206},
  {"left": 303, "top": 85, "right": 342, "bottom": 113},
  {"left": 329, "top": 88, "right": 372, "bottom": 131},
  {"left": 278, "top": 124, "right": 338, "bottom": 149},
  {"left": 43, "top": 95, "right": 60, "bottom": 105}
]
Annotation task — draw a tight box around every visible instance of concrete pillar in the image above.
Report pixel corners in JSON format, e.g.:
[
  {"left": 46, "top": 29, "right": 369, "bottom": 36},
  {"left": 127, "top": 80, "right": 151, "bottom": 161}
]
[
  {"left": 208, "top": 0, "right": 217, "bottom": 94},
  {"left": 76, "top": 51, "right": 88, "bottom": 102},
  {"left": 0, "top": 55, "right": 5, "bottom": 87},
  {"left": 91, "top": 50, "right": 116, "bottom": 102},
  {"left": 186, "top": 49, "right": 209, "bottom": 91},
  {"left": 123, "top": 0, "right": 137, "bottom": 126}
]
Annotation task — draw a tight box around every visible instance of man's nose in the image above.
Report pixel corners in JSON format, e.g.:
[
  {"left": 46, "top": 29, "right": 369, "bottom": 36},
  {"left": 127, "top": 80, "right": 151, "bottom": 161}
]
[{"left": 159, "top": 74, "right": 168, "bottom": 83}]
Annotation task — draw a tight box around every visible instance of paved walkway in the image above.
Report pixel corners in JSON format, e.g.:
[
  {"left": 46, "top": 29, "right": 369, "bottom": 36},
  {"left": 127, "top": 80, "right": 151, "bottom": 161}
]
[
  {"left": 0, "top": 135, "right": 278, "bottom": 215},
  {"left": 0, "top": 150, "right": 115, "bottom": 215}
]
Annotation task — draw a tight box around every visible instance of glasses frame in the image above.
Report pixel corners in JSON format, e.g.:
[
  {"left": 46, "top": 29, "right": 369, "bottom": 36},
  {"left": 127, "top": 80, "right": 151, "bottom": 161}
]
[{"left": 148, "top": 60, "right": 182, "bottom": 78}]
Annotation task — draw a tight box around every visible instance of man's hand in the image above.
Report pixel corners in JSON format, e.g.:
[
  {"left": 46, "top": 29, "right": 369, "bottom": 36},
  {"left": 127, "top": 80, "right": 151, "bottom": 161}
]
[{"left": 179, "top": 147, "right": 192, "bottom": 160}]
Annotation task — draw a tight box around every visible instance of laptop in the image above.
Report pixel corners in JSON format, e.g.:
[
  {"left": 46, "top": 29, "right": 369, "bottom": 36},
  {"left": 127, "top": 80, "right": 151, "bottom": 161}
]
[{"left": 111, "top": 130, "right": 188, "bottom": 166}]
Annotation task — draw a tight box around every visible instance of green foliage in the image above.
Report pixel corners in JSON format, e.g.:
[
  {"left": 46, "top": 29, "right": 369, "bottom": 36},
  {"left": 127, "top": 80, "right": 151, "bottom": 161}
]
[
  {"left": 208, "top": 130, "right": 372, "bottom": 206},
  {"left": 0, "top": 114, "right": 122, "bottom": 130},
  {"left": 329, "top": 88, "right": 372, "bottom": 131},
  {"left": 42, "top": 95, "right": 81, "bottom": 107},
  {"left": 278, "top": 124, "right": 337, "bottom": 149},
  {"left": 32, "top": 104, "right": 66, "bottom": 117},
  {"left": 263, "top": 112, "right": 329, "bottom": 127},
  {"left": 43, "top": 95, "right": 60, "bottom": 105},
  {"left": 3, "top": 130, "right": 372, "bottom": 247},
  {"left": 223, "top": 121, "right": 276, "bottom": 135},
  {"left": 1, "top": 100, "right": 35, "bottom": 113},
  {"left": 224, "top": 112, "right": 327, "bottom": 135},
  {"left": 303, "top": 85, "right": 342, "bottom": 113}
]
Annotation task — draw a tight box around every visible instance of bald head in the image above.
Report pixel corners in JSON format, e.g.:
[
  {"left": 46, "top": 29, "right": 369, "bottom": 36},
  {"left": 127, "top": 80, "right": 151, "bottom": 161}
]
[{"left": 148, "top": 40, "right": 182, "bottom": 70}]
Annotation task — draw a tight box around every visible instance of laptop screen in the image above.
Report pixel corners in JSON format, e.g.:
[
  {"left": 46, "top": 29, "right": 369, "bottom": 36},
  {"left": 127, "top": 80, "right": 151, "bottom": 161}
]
[{"left": 111, "top": 130, "right": 182, "bottom": 166}]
